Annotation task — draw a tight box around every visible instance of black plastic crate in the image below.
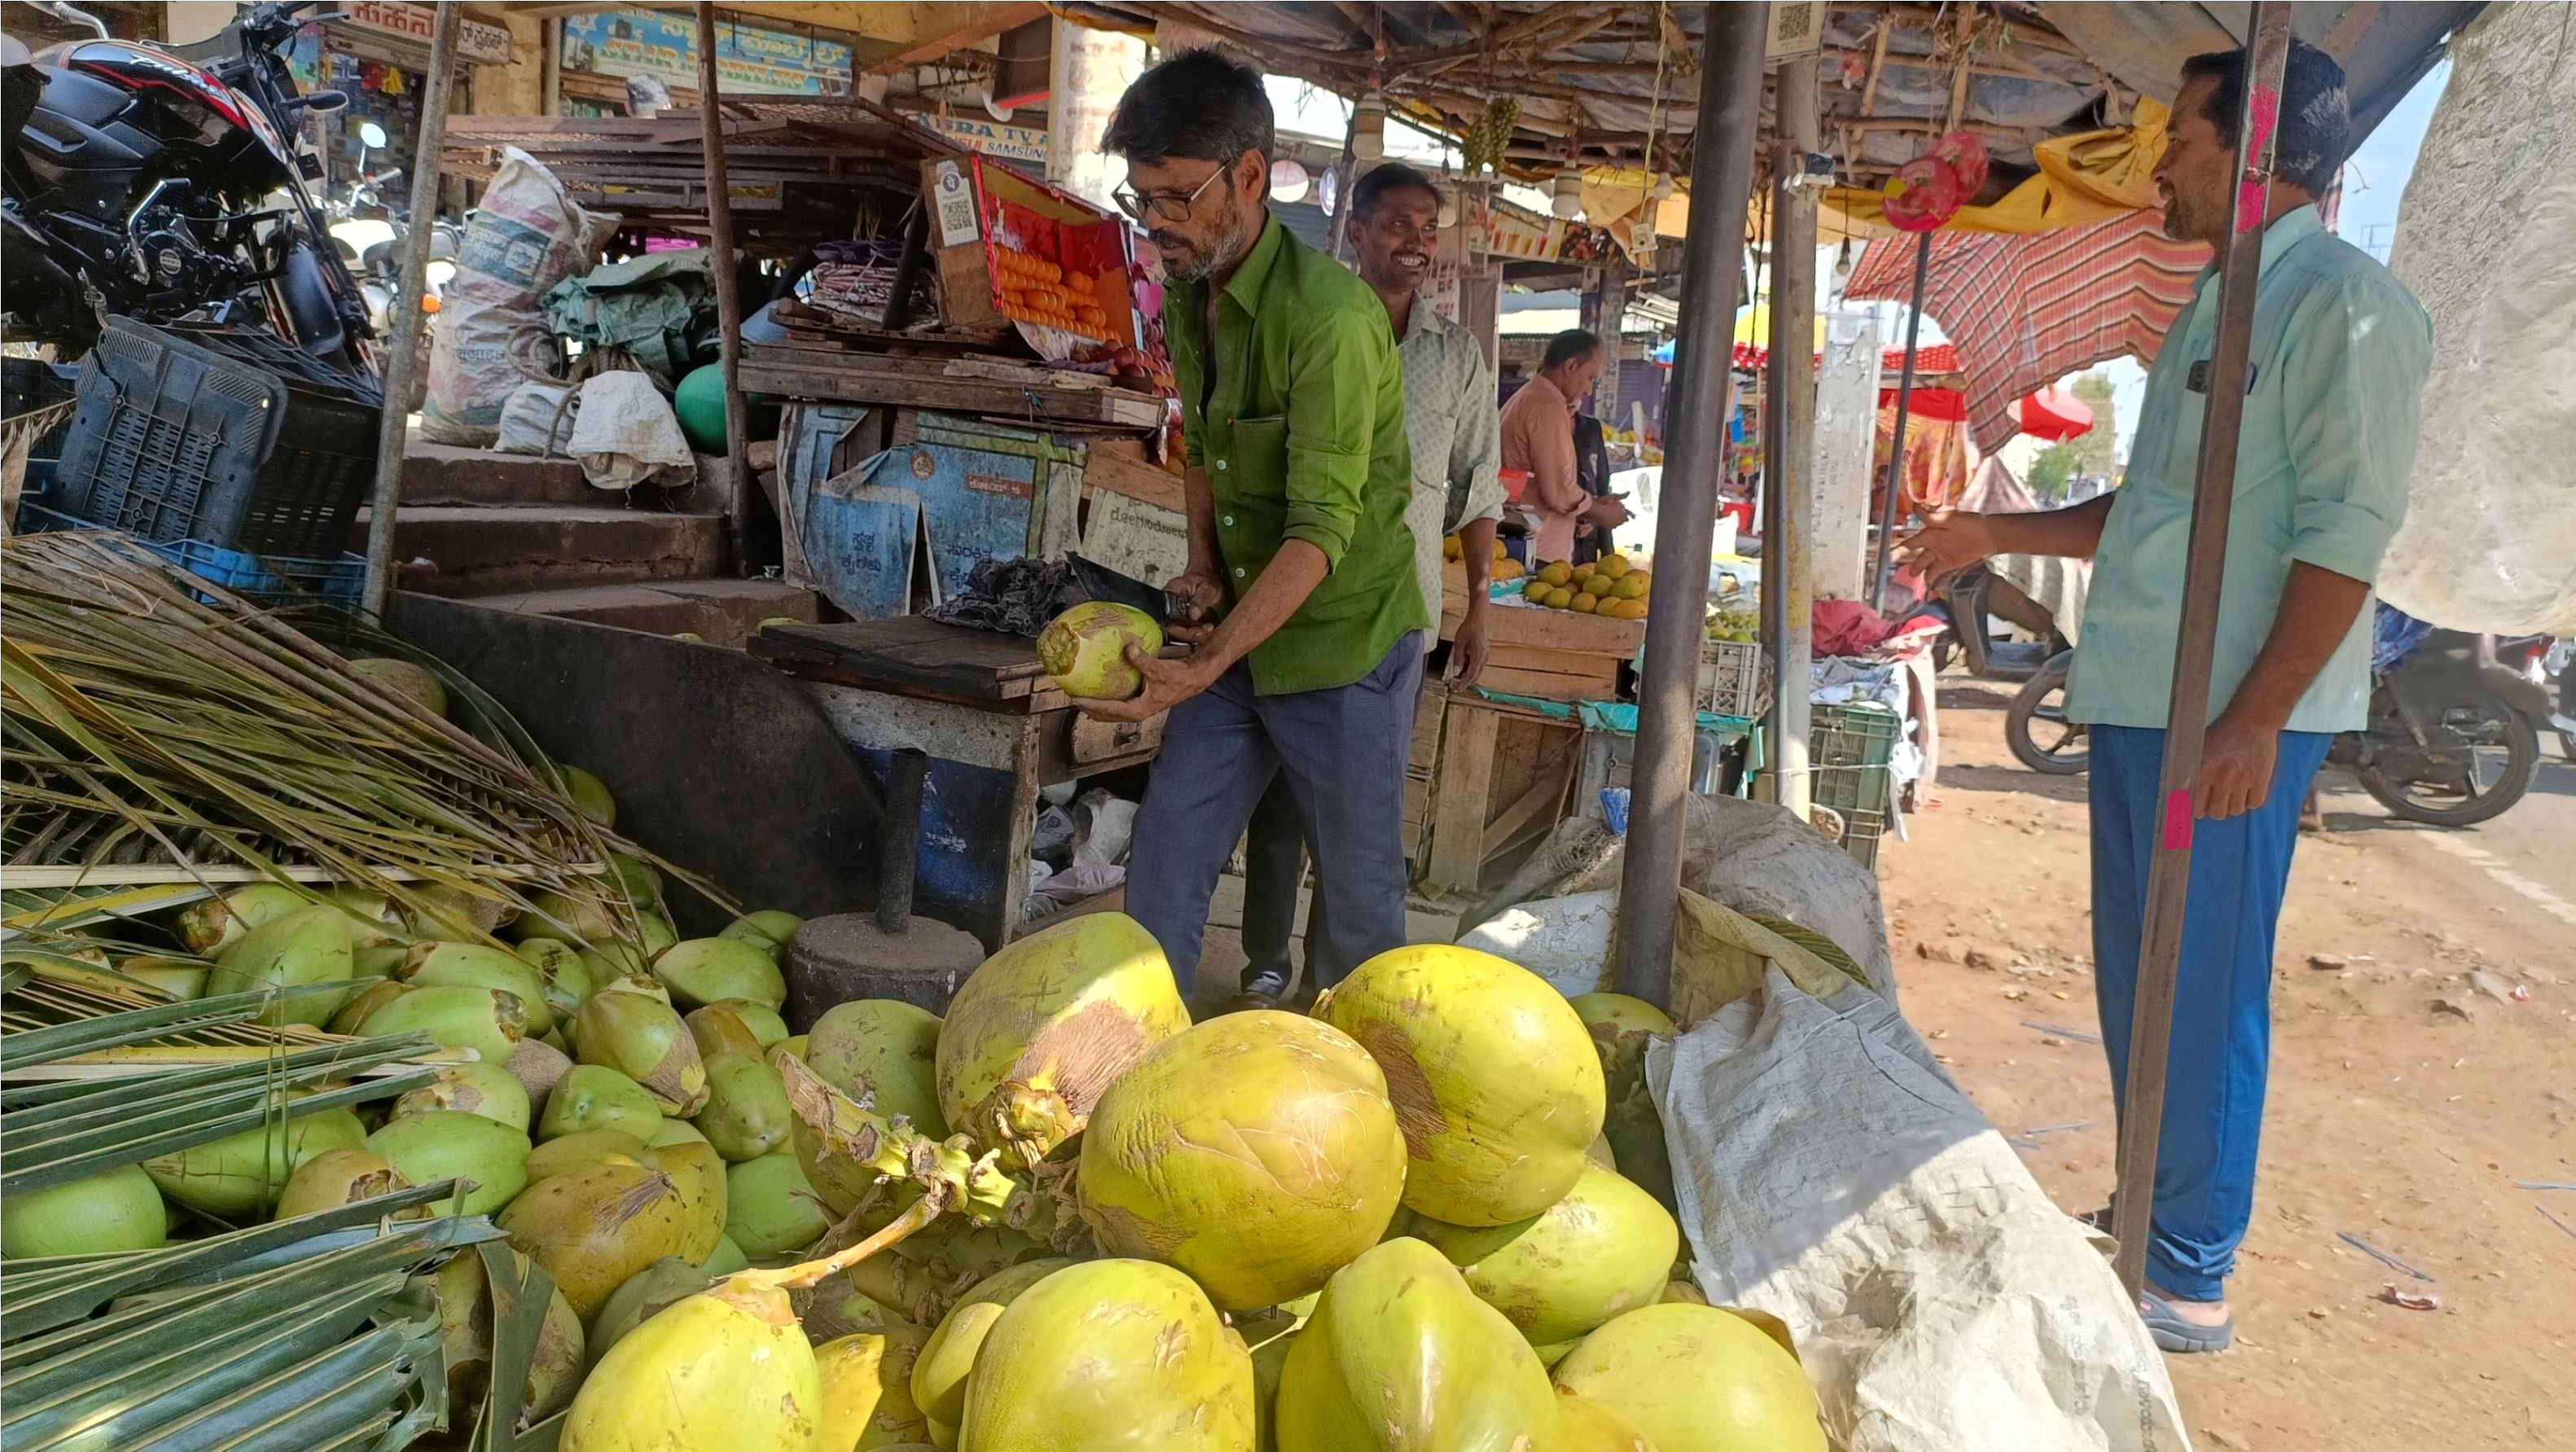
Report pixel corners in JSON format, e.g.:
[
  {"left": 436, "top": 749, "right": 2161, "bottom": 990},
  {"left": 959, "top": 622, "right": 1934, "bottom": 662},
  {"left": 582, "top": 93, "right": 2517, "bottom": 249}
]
[
  {"left": 49, "top": 318, "right": 380, "bottom": 558},
  {"left": 3, "top": 357, "right": 81, "bottom": 486}
]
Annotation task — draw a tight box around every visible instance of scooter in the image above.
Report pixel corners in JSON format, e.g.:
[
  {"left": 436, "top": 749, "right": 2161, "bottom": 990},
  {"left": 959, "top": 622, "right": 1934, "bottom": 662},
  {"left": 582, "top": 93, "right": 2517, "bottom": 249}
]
[
  {"left": 1929, "top": 563, "right": 2086, "bottom": 775},
  {"left": 2, "top": 0, "right": 374, "bottom": 378},
  {"left": 326, "top": 121, "right": 456, "bottom": 334}
]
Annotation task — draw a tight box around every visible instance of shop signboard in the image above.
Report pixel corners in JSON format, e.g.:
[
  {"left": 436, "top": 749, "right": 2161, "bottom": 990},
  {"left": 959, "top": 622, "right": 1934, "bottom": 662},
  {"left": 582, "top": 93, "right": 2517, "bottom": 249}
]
[
  {"left": 559, "top": 9, "right": 853, "bottom": 98},
  {"left": 912, "top": 112, "right": 1049, "bottom": 167},
  {"left": 339, "top": 2, "right": 512, "bottom": 66}
]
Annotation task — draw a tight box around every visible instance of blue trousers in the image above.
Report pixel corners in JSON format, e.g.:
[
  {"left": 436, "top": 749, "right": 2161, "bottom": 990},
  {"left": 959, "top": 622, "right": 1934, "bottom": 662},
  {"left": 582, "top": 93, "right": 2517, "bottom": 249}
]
[
  {"left": 1240, "top": 771, "right": 1319, "bottom": 995},
  {"left": 1126, "top": 635, "right": 1423, "bottom": 994},
  {"left": 2090, "top": 724, "right": 2332, "bottom": 1301}
]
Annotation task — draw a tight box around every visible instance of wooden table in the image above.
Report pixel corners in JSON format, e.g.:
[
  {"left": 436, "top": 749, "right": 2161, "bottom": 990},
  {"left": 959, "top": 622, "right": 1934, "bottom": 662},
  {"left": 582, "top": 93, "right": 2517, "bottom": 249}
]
[{"left": 752, "top": 616, "right": 1165, "bottom": 950}]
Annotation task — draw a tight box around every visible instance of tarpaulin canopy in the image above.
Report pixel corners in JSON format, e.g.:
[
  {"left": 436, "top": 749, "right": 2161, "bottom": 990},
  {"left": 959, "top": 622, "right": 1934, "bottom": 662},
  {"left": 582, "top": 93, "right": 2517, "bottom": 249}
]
[
  {"left": 2010, "top": 385, "right": 2096, "bottom": 441},
  {"left": 1846, "top": 212, "right": 2205, "bottom": 444}
]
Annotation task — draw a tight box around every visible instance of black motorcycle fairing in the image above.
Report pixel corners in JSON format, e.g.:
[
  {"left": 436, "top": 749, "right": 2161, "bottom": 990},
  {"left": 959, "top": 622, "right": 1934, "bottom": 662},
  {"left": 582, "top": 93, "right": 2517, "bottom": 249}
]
[{"left": 272, "top": 232, "right": 348, "bottom": 357}]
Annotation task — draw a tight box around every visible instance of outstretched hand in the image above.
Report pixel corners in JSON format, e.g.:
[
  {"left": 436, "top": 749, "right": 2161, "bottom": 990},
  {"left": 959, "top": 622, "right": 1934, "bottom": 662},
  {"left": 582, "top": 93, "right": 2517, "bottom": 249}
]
[{"left": 1893, "top": 508, "right": 1995, "bottom": 586}]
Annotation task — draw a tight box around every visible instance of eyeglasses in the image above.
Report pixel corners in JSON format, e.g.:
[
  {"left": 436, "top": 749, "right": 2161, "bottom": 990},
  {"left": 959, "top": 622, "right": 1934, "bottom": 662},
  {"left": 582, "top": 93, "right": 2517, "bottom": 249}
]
[{"left": 1112, "top": 164, "right": 1228, "bottom": 224}]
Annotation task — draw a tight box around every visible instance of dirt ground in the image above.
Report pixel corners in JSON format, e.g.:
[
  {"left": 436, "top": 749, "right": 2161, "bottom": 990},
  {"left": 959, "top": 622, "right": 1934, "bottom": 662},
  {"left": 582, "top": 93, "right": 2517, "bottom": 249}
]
[{"left": 1881, "top": 679, "right": 2576, "bottom": 1452}]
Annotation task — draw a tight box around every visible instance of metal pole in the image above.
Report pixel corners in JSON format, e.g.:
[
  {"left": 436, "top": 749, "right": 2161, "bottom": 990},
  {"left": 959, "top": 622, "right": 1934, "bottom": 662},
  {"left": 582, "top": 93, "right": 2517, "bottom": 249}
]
[
  {"left": 2109, "top": 0, "right": 2293, "bottom": 1301},
  {"left": 696, "top": 2, "right": 753, "bottom": 577},
  {"left": 1611, "top": 2, "right": 1769, "bottom": 1007},
  {"left": 359, "top": 2, "right": 462, "bottom": 619},
  {"left": 1766, "top": 55, "right": 1819, "bottom": 820},
  {"left": 1866, "top": 230, "right": 1933, "bottom": 612}
]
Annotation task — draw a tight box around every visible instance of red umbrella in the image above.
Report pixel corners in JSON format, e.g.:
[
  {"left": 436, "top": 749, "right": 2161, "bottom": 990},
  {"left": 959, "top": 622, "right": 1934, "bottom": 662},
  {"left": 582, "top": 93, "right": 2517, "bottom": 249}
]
[{"left": 2011, "top": 385, "right": 2095, "bottom": 441}]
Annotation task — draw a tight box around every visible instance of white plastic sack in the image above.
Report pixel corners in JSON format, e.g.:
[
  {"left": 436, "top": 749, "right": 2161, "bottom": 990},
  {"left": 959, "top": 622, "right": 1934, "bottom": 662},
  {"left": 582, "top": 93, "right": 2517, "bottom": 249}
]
[
  {"left": 494, "top": 378, "right": 577, "bottom": 458},
  {"left": 421, "top": 147, "right": 615, "bottom": 446},
  {"left": 568, "top": 371, "right": 696, "bottom": 491},
  {"left": 1071, "top": 788, "right": 1137, "bottom": 869},
  {"left": 2378, "top": 3, "right": 2576, "bottom": 634},
  {"left": 1649, "top": 971, "right": 2190, "bottom": 1452},
  {"left": 1455, "top": 889, "right": 1617, "bottom": 997}
]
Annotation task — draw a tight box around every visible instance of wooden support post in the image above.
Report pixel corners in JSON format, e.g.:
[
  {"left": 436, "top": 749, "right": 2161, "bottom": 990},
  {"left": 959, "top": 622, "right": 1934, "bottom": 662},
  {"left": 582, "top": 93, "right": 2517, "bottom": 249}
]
[
  {"left": 1426, "top": 705, "right": 1501, "bottom": 893},
  {"left": 696, "top": 2, "right": 753, "bottom": 578},
  {"left": 2109, "top": 1, "right": 2294, "bottom": 1302},
  {"left": 360, "top": 2, "right": 462, "bottom": 618}
]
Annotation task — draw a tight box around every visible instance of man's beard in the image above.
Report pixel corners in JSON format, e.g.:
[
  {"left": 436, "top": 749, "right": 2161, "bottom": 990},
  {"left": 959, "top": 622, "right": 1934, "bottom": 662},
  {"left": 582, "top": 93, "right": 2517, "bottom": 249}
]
[{"left": 1156, "top": 191, "right": 1255, "bottom": 283}]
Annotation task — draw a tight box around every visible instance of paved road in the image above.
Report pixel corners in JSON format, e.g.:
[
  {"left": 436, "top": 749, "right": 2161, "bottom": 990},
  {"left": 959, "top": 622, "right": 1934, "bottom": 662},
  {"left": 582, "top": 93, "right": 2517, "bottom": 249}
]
[{"left": 2313, "top": 748, "right": 2576, "bottom": 928}]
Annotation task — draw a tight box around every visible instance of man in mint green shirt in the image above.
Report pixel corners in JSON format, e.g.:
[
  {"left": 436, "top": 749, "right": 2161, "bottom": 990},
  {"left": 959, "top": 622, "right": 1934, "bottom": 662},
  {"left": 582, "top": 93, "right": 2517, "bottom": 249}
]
[
  {"left": 1080, "top": 50, "right": 1428, "bottom": 1002},
  {"left": 1901, "top": 39, "right": 2430, "bottom": 1353}
]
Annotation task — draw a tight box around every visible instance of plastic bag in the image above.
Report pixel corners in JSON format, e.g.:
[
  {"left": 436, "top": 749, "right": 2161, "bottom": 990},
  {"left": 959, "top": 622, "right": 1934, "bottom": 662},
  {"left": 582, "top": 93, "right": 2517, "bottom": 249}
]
[
  {"left": 1650, "top": 972, "right": 2189, "bottom": 1451},
  {"left": 1071, "top": 788, "right": 1137, "bottom": 869},
  {"left": 494, "top": 378, "right": 577, "bottom": 458},
  {"left": 568, "top": 371, "right": 696, "bottom": 491},
  {"left": 420, "top": 147, "right": 615, "bottom": 446}
]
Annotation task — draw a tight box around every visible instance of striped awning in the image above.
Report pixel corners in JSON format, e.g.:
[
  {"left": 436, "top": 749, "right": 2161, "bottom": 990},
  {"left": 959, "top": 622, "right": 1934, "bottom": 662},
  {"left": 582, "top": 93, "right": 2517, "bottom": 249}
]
[{"left": 1846, "top": 212, "right": 2210, "bottom": 443}]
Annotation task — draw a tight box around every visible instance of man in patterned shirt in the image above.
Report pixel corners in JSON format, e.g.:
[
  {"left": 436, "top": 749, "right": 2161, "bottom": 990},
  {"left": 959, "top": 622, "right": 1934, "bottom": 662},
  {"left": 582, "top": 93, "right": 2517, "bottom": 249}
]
[{"left": 1236, "top": 161, "right": 1508, "bottom": 1007}]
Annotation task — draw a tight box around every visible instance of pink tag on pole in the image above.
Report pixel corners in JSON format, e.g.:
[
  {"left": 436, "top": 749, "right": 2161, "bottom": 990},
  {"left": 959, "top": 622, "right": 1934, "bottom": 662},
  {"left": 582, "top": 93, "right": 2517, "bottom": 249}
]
[
  {"left": 2238, "top": 86, "right": 2280, "bottom": 234},
  {"left": 2162, "top": 789, "right": 2196, "bottom": 850}
]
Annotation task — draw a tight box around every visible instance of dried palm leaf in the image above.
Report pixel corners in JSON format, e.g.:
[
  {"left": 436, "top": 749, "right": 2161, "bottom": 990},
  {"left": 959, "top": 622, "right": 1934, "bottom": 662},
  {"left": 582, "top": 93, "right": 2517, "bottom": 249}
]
[{"left": 2, "top": 532, "right": 652, "bottom": 943}]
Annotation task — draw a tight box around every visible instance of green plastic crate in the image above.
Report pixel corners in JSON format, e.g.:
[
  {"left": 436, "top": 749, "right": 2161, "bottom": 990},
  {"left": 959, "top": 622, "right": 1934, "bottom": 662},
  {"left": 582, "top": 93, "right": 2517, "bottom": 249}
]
[{"left": 1810, "top": 703, "right": 1898, "bottom": 865}]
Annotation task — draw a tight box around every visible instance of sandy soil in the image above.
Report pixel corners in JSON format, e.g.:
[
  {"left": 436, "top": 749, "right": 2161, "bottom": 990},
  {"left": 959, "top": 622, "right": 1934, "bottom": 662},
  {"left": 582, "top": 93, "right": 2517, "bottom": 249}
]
[{"left": 1882, "top": 680, "right": 2576, "bottom": 1452}]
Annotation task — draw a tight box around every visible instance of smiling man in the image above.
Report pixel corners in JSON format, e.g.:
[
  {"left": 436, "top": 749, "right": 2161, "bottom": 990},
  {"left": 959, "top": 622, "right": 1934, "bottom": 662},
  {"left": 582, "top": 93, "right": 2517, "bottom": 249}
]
[
  {"left": 1082, "top": 49, "right": 1426, "bottom": 1000},
  {"left": 1900, "top": 39, "right": 2431, "bottom": 1353},
  {"left": 1235, "top": 160, "right": 1510, "bottom": 1007}
]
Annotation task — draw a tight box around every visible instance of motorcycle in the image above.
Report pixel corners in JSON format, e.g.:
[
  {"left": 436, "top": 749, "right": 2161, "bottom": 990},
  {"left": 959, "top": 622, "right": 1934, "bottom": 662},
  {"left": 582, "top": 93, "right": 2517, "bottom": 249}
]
[
  {"left": 327, "top": 119, "right": 457, "bottom": 335},
  {"left": 2328, "top": 611, "right": 2549, "bottom": 828},
  {"left": 2, "top": 0, "right": 374, "bottom": 377}
]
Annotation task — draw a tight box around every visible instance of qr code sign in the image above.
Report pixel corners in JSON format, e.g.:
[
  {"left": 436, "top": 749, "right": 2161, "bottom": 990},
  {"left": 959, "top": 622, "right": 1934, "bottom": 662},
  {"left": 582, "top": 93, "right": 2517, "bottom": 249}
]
[{"left": 1766, "top": 2, "right": 1823, "bottom": 57}]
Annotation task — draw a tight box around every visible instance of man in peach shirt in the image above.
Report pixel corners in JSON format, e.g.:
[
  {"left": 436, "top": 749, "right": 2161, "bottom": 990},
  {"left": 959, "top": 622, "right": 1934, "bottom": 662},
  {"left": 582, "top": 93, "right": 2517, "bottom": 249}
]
[{"left": 1500, "top": 329, "right": 1627, "bottom": 563}]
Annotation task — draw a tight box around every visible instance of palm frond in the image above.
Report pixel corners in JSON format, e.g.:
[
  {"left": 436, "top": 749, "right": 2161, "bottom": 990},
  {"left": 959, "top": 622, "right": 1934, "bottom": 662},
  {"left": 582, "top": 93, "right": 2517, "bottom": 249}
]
[
  {"left": 0, "top": 1190, "right": 489, "bottom": 1450},
  {"left": 2, "top": 532, "right": 647, "bottom": 944}
]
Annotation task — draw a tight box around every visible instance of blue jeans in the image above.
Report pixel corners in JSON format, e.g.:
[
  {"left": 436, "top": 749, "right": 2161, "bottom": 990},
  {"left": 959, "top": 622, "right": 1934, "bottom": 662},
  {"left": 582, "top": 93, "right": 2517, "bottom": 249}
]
[
  {"left": 2089, "top": 723, "right": 2332, "bottom": 1301},
  {"left": 1240, "top": 771, "right": 1319, "bottom": 995},
  {"left": 1126, "top": 634, "right": 1423, "bottom": 994}
]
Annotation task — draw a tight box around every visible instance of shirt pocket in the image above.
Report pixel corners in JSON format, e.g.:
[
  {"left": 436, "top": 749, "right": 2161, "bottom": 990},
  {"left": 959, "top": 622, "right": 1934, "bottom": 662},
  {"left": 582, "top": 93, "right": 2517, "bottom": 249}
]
[{"left": 1228, "top": 415, "right": 1288, "bottom": 500}]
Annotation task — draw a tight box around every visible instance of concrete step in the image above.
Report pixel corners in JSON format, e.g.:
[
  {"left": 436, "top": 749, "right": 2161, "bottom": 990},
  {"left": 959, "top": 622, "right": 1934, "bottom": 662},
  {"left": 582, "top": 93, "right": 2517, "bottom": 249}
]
[
  {"left": 402, "top": 441, "right": 598, "bottom": 507},
  {"left": 362, "top": 505, "right": 726, "bottom": 596},
  {"left": 401, "top": 436, "right": 717, "bottom": 509},
  {"left": 442, "top": 577, "right": 823, "bottom": 647}
]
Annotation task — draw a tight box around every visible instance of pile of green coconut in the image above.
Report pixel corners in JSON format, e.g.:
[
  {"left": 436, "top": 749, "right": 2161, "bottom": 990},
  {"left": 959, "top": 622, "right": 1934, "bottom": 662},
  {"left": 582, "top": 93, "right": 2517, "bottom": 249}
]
[{"left": 8, "top": 852, "right": 1826, "bottom": 1450}]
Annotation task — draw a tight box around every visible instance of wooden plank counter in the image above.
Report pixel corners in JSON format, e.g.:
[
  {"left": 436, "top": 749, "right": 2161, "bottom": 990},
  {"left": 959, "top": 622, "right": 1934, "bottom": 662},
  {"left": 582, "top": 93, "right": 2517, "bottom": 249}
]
[{"left": 752, "top": 616, "right": 1165, "bottom": 949}]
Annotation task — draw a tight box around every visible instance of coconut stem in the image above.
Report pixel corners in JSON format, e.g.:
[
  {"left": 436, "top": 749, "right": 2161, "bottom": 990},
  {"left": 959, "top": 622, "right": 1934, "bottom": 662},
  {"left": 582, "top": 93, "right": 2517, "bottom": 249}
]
[{"left": 731, "top": 1195, "right": 944, "bottom": 1292}]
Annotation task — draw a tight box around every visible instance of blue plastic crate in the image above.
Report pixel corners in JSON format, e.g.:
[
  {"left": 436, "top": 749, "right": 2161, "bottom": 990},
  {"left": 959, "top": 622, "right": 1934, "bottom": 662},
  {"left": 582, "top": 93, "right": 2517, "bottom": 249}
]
[{"left": 15, "top": 503, "right": 364, "bottom": 607}]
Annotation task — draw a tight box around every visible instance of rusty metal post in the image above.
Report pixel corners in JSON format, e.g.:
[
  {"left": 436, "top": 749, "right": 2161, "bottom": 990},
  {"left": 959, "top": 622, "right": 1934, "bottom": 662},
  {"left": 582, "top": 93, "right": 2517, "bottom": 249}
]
[
  {"left": 2109, "top": 0, "right": 2294, "bottom": 1301},
  {"left": 359, "top": 2, "right": 461, "bottom": 618},
  {"left": 1610, "top": 2, "right": 1769, "bottom": 1006},
  {"left": 696, "top": 2, "right": 753, "bottom": 576},
  {"left": 1766, "top": 52, "right": 1820, "bottom": 818}
]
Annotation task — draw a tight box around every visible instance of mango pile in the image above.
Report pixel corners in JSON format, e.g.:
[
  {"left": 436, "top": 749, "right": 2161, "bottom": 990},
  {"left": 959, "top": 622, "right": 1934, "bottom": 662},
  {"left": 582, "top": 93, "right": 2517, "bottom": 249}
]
[
  {"left": 1445, "top": 532, "right": 1527, "bottom": 581},
  {"left": 1524, "top": 551, "right": 1652, "bottom": 619},
  {"left": 562, "top": 916, "right": 1827, "bottom": 1450}
]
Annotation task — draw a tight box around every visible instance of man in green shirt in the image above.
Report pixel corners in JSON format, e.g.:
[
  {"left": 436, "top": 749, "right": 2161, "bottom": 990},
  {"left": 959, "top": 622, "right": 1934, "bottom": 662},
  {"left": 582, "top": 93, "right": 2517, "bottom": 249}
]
[
  {"left": 1901, "top": 40, "right": 2430, "bottom": 1353},
  {"left": 1082, "top": 50, "right": 1428, "bottom": 999}
]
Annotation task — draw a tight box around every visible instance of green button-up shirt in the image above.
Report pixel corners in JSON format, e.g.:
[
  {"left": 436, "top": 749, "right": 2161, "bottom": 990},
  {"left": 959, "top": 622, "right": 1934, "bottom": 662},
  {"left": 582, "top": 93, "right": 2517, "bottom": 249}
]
[
  {"left": 1166, "top": 217, "right": 1426, "bottom": 695},
  {"left": 2065, "top": 205, "right": 2432, "bottom": 734}
]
